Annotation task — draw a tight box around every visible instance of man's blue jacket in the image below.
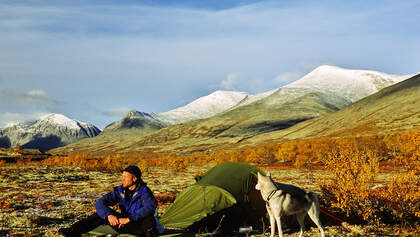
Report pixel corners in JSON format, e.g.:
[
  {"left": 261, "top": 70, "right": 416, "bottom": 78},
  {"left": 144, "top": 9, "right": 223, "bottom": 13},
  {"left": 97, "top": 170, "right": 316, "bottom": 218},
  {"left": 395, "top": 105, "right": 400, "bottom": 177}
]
[{"left": 95, "top": 183, "right": 157, "bottom": 222}]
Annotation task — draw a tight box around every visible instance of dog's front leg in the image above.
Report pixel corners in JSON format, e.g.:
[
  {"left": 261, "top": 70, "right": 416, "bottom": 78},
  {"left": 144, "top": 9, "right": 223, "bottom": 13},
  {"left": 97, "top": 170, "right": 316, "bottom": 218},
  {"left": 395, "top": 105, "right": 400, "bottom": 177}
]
[
  {"left": 270, "top": 201, "right": 283, "bottom": 237},
  {"left": 274, "top": 213, "right": 283, "bottom": 237},
  {"left": 266, "top": 204, "right": 276, "bottom": 237}
]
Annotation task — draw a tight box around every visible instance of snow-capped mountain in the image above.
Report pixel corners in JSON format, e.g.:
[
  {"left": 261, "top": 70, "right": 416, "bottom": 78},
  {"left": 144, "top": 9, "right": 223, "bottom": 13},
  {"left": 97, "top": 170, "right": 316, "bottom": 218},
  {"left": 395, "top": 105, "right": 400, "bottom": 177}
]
[
  {"left": 103, "top": 91, "right": 249, "bottom": 133},
  {"left": 0, "top": 113, "right": 101, "bottom": 151},
  {"left": 156, "top": 65, "right": 414, "bottom": 122},
  {"left": 103, "top": 110, "right": 166, "bottom": 134},
  {"left": 154, "top": 90, "right": 248, "bottom": 124},
  {"left": 228, "top": 89, "right": 278, "bottom": 110},
  {"left": 285, "top": 65, "right": 414, "bottom": 102},
  {"left": 104, "top": 65, "right": 414, "bottom": 135},
  {"left": 54, "top": 65, "right": 417, "bottom": 155}
]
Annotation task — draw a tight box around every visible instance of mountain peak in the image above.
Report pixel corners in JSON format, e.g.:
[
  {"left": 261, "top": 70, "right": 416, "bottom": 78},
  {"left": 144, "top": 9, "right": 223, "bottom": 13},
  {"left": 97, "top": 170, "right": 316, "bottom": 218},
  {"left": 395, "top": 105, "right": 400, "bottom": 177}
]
[
  {"left": 210, "top": 90, "right": 244, "bottom": 95},
  {"left": 285, "top": 65, "right": 413, "bottom": 102},
  {"left": 127, "top": 110, "right": 140, "bottom": 118},
  {"left": 156, "top": 90, "right": 248, "bottom": 124},
  {"left": 0, "top": 113, "right": 101, "bottom": 151},
  {"left": 40, "top": 113, "right": 83, "bottom": 129},
  {"left": 124, "top": 110, "right": 156, "bottom": 120},
  {"left": 204, "top": 90, "right": 248, "bottom": 101},
  {"left": 313, "top": 64, "right": 342, "bottom": 71},
  {"left": 103, "top": 109, "right": 165, "bottom": 133}
]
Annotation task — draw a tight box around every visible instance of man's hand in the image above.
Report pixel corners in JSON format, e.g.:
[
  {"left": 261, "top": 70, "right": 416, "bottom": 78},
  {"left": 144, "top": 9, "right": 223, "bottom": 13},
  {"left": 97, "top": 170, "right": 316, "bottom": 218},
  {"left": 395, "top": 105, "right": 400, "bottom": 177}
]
[
  {"left": 107, "top": 215, "right": 119, "bottom": 226},
  {"left": 118, "top": 218, "right": 130, "bottom": 229}
]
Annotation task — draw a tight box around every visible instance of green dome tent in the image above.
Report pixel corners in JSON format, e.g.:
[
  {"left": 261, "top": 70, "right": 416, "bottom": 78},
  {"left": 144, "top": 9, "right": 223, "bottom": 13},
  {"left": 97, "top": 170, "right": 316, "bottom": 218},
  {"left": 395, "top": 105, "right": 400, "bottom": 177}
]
[{"left": 160, "top": 162, "right": 266, "bottom": 231}]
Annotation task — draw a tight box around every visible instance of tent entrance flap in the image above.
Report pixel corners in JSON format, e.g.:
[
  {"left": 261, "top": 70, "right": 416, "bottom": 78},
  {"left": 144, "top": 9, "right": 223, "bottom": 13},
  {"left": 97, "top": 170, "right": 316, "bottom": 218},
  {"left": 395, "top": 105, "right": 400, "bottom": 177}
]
[{"left": 160, "top": 185, "right": 236, "bottom": 229}]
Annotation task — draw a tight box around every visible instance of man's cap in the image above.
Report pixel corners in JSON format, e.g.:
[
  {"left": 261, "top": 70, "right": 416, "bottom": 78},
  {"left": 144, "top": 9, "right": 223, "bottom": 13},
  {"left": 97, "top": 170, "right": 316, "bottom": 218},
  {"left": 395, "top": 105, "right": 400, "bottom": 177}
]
[{"left": 122, "top": 165, "right": 142, "bottom": 180}]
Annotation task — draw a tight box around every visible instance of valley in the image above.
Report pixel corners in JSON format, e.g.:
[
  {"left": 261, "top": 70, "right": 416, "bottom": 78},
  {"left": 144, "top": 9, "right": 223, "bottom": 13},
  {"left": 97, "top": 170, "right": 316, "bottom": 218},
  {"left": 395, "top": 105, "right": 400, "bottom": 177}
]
[
  {"left": 1, "top": 163, "right": 415, "bottom": 236},
  {"left": 2, "top": 1, "right": 419, "bottom": 236},
  {"left": 1, "top": 66, "right": 419, "bottom": 236}
]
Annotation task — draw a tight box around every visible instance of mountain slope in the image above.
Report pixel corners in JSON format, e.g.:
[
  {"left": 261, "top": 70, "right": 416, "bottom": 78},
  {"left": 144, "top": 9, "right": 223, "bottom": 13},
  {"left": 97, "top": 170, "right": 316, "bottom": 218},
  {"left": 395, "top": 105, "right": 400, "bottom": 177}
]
[
  {"left": 154, "top": 90, "right": 248, "bottom": 124},
  {"left": 103, "top": 110, "right": 166, "bottom": 134},
  {"left": 222, "top": 89, "right": 277, "bottom": 110},
  {"left": 0, "top": 114, "right": 101, "bottom": 151},
  {"left": 103, "top": 66, "right": 412, "bottom": 135},
  {"left": 285, "top": 65, "right": 410, "bottom": 102},
  {"left": 245, "top": 73, "right": 420, "bottom": 145},
  {"left": 179, "top": 88, "right": 350, "bottom": 138},
  {"left": 52, "top": 66, "right": 415, "bottom": 155},
  {"left": 101, "top": 91, "right": 248, "bottom": 135},
  {"left": 53, "top": 86, "right": 352, "bottom": 154}
]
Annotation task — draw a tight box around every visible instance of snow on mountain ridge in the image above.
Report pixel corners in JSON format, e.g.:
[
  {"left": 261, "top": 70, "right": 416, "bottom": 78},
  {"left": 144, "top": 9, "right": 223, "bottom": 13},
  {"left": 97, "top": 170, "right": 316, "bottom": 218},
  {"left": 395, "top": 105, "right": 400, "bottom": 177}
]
[
  {"left": 111, "top": 65, "right": 414, "bottom": 130},
  {"left": 156, "top": 90, "right": 248, "bottom": 124},
  {"left": 39, "top": 113, "right": 85, "bottom": 130},
  {"left": 229, "top": 89, "right": 278, "bottom": 110},
  {"left": 284, "top": 65, "right": 414, "bottom": 102},
  {"left": 4, "top": 122, "right": 28, "bottom": 129},
  {"left": 0, "top": 113, "right": 101, "bottom": 150},
  {"left": 2, "top": 113, "right": 98, "bottom": 132},
  {"left": 123, "top": 110, "right": 165, "bottom": 126},
  {"left": 127, "top": 110, "right": 157, "bottom": 121}
]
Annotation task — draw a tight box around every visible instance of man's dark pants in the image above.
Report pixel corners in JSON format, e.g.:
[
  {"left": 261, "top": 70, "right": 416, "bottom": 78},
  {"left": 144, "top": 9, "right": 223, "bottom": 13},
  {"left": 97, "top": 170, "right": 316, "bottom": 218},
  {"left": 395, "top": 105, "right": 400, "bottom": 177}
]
[{"left": 65, "top": 213, "right": 158, "bottom": 237}]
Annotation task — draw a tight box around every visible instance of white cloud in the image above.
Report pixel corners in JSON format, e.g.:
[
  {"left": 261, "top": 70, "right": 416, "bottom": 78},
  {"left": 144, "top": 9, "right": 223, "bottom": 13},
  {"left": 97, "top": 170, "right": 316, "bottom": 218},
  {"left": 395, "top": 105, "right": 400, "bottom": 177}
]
[
  {"left": 220, "top": 73, "right": 238, "bottom": 90},
  {"left": 0, "top": 1, "right": 418, "bottom": 128},
  {"left": 2, "top": 89, "right": 59, "bottom": 106},
  {"left": 103, "top": 107, "right": 131, "bottom": 117}
]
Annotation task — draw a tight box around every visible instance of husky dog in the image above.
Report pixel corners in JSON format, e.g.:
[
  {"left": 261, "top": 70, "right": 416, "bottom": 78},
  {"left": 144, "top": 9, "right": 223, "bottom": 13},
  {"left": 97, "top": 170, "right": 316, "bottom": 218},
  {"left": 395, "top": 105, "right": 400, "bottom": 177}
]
[{"left": 255, "top": 172, "right": 325, "bottom": 237}]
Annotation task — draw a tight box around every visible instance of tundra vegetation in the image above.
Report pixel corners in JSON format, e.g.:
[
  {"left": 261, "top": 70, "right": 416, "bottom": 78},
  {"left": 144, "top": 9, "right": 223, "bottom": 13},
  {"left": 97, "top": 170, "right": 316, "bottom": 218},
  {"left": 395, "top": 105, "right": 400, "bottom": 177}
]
[{"left": 0, "top": 130, "right": 418, "bottom": 236}]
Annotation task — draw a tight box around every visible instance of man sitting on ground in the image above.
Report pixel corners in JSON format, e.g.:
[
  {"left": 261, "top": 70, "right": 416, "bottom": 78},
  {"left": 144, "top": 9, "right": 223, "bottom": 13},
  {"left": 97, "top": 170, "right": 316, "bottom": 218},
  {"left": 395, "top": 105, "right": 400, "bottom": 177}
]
[{"left": 59, "top": 165, "right": 159, "bottom": 237}]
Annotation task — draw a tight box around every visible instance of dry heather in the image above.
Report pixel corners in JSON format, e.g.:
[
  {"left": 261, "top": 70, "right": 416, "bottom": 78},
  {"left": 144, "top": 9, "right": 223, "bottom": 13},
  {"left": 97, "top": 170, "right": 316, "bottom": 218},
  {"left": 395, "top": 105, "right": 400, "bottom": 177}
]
[
  {"left": 0, "top": 163, "right": 418, "bottom": 236},
  {"left": 0, "top": 164, "right": 208, "bottom": 236}
]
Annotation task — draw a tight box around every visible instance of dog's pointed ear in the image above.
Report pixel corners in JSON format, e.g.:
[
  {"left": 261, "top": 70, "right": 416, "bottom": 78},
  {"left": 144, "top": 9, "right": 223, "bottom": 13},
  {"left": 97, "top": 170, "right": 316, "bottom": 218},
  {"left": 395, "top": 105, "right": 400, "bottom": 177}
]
[{"left": 267, "top": 171, "right": 271, "bottom": 177}]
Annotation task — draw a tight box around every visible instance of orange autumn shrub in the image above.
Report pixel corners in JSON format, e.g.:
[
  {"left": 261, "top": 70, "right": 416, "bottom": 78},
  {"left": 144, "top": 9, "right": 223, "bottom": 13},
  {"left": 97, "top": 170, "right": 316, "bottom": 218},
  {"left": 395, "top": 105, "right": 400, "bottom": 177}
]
[
  {"left": 319, "top": 138, "right": 380, "bottom": 223},
  {"left": 40, "top": 129, "right": 420, "bottom": 228},
  {"left": 373, "top": 170, "right": 420, "bottom": 224},
  {"left": 42, "top": 130, "right": 420, "bottom": 173},
  {"left": 384, "top": 131, "right": 420, "bottom": 168}
]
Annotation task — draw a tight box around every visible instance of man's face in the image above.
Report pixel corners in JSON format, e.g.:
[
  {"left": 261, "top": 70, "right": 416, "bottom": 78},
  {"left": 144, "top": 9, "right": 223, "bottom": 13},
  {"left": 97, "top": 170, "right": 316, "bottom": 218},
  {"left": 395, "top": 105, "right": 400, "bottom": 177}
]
[{"left": 122, "top": 171, "right": 137, "bottom": 188}]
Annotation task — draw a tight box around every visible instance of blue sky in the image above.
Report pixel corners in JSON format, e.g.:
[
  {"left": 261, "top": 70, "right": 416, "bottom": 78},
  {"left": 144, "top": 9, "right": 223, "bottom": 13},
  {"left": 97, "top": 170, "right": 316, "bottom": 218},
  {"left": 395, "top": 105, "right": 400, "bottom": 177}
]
[{"left": 1, "top": 0, "right": 419, "bottom": 129}]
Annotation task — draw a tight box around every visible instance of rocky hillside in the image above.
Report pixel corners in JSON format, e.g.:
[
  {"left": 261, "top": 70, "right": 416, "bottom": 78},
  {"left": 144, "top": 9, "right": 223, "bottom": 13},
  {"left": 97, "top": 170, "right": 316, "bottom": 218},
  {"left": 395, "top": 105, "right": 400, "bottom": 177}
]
[
  {"left": 102, "top": 110, "right": 166, "bottom": 134},
  {"left": 0, "top": 114, "right": 101, "bottom": 152}
]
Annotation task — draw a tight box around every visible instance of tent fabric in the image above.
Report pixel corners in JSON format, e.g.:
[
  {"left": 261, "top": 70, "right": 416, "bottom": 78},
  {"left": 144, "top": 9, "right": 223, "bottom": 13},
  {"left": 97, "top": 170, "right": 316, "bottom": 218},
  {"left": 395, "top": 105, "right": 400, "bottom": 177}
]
[
  {"left": 160, "top": 162, "right": 264, "bottom": 229},
  {"left": 88, "top": 225, "right": 131, "bottom": 236},
  {"left": 160, "top": 185, "right": 236, "bottom": 229},
  {"left": 195, "top": 162, "right": 264, "bottom": 203}
]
